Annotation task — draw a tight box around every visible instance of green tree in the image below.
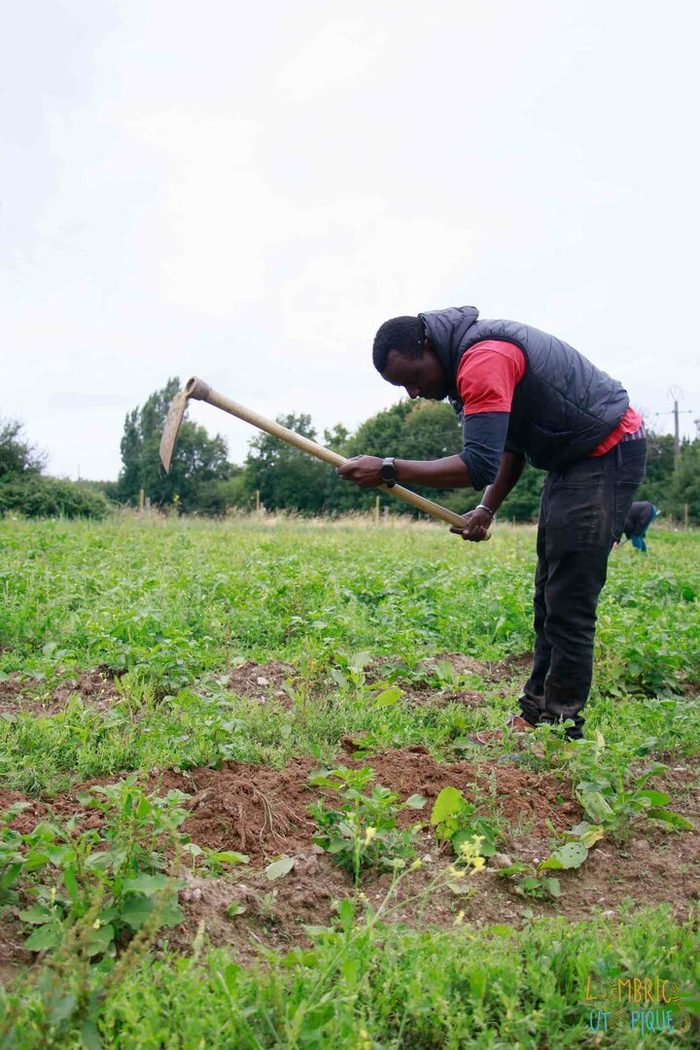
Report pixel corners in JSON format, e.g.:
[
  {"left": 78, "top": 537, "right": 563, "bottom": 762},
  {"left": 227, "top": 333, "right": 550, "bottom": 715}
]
[
  {"left": 0, "top": 419, "right": 46, "bottom": 477},
  {"left": 399, "top": 401, "right": 462, "bottom": 462},
  {"left": 244, "top": 413, "right": 328, "bottom": 513},
  {"left": 668, "top": 439, "right": 700, "bottom": 524},
  {"left": 498, "top": 464, "right": 545, "bottom": 522},
  {"left": 0, "top": 476, "right": 109, "bottom": 519},
  {"left": 117, "top": 379, "right": 232, "bottom": 511},
  {"left": 636, "top": 430, "right": 675, "bottom": 506},
  {"left": 324, "top": 400, "right": 466, "bottom": 516},
  {"left": 193, "top": 472, "right": 248, "bottom": 516},
  {"left": 0, "top": 418, "right": 109, "bottom": 519},
  {"left": 345, "top": 402, "right": 413, "bottom": 458}
]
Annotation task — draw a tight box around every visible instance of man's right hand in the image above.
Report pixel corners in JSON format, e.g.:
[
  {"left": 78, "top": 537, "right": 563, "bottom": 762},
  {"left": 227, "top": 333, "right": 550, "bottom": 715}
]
[{"left": 450, "top": 507, "right": 493, "bottom": 542}]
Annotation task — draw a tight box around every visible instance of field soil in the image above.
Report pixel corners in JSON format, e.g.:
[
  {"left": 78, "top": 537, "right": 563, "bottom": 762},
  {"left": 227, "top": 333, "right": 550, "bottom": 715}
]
[
  {"left": 0, "top": 667, "right": 120, "bottom": 716},
  {"left": 1, "top": 746, "right": 697, "bottom": 967},
  {"left": 0, "top": 652, "right": 535, "bottom": 716}
]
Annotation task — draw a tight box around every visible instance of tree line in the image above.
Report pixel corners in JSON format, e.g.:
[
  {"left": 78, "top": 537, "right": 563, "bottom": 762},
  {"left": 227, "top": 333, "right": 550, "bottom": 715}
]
[
  {"left": 0, "top": 420, "right": 110, "bottom": 519},
  {"left": 2, "top": 378, "right": 699, "bottom": 522},
  {"left": 111, "top": 378, "right": 700, "bottom": 523}
]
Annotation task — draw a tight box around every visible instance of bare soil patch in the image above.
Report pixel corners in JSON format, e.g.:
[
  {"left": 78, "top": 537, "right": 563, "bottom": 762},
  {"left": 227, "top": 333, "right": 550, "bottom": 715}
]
[
  {"left": 220, "top": 660, "right": 297, "bottom": 707},
  {"left": 0, "top": 652, "right": 533, "bottom": 719},
  {"left": 0, "top": 667, "right": 119, "bottom": 717},
  {"left": 367, "top": 651, "right": 533, "bottom": 709},
  {"left": 1, "top": 752, "right": 696, "bottom": 965}
]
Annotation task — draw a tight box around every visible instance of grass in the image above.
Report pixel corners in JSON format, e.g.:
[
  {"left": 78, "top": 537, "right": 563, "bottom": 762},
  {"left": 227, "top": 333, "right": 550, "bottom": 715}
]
[
  {"left": 2, "top": 903, "right": 697, "bottom": 1048},
  {"left": 0, "top": 514, "right": 698, "bottom": 1047}
]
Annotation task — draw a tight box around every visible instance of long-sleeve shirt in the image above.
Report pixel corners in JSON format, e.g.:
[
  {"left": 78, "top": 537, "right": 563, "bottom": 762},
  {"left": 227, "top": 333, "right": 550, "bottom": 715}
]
[{"left": 457, "top": 340, "right": 642, "bottom": 489}]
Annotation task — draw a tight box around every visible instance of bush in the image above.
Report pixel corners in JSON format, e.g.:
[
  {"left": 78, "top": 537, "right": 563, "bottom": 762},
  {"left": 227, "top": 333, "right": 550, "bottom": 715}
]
[
  {"left": 192, "top": 475, "right": 250, "bottom": 516},
  {"left": 0, "top": 475, "right": 111, "bottom": 519}
]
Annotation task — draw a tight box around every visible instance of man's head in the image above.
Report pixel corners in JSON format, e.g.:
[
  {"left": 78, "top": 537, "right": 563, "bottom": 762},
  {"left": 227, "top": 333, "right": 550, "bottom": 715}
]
[{"left": 372, "top": 315, "right": 448, "bottom": 401}]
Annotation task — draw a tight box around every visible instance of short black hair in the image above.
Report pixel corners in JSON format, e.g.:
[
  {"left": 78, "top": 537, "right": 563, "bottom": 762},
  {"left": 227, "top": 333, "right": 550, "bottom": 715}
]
[{"left": 372, "top": 315, "right": 424, "bottom": 373}]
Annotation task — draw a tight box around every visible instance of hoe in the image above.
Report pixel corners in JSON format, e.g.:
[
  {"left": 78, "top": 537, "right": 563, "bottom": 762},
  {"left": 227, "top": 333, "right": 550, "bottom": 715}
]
[{"left": 160, "top": 376, "right": 476, "bottom": 530}]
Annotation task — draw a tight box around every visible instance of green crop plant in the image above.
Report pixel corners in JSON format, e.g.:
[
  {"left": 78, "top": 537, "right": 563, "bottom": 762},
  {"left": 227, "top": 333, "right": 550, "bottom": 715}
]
[
  {"left": 566, "top": 733, "right": 695, "bottom": 835},
  {"left": 308, "top": 765, "right": 425, "bottom": 884},
  {"left": 496, "top": 821, "right": 602, "bottom": 900},
  {"left": 430, "top": 785, "right": 501, "bottom": 857},
  {"left": 0, "top": 517, "right": 698, "bottom": 1047},
  {"left": 1, "top": 781, "right": 188, "bottom": 960}
]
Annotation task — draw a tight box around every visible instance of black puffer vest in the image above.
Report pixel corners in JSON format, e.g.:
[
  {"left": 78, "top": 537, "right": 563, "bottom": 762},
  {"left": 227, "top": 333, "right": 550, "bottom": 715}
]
[{"left": 419, "top": 306, "right": 629, "bottom": 471}]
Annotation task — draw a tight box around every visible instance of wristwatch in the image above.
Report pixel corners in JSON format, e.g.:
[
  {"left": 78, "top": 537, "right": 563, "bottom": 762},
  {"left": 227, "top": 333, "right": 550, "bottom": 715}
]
[{"left": 380, "top": 457, "right": 398, "bottom": 487}]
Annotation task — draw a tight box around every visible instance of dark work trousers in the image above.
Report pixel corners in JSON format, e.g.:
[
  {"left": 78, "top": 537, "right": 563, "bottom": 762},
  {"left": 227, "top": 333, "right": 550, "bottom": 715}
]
[{"left": 519, "top": 438, "right": 647, "bottom": 738}]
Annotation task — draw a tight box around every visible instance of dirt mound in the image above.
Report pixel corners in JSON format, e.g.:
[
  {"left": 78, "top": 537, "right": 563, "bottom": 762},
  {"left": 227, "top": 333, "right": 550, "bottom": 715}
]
[
  {"left": 0, "top": 749, "right": 577, "bottom": 864},
  {"left": 365, "top": 747, "right": 578, "bottom": 832},
  {"left": 1, "top": 758, "right": 697, "bottom": 964},
  {"left": 175, "top": 756, "right": 318, "bottom": 862},
  {"left": 166, "top": 749, "right": 576, "bottom": 862}
]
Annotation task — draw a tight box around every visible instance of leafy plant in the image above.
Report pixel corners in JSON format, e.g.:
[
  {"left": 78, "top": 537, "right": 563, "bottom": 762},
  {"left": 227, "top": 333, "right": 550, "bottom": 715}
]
[
  {"left": 430, "top": 786, "right": 500, "bottom": 857},
  {"left": 496, "top": 860, "right": 562, "bottom": 901},
  {"left": 570, "top": 736, "right": 694, "bottom": 834},
  {"left": 308, "top": 765, "right": 424, "bottom": 884},
  {"left": 2, "top": 780, "right": 189, "bottom": 959},
  {"left": 496, "top": 820, "right": 601, "bottom": 900}
]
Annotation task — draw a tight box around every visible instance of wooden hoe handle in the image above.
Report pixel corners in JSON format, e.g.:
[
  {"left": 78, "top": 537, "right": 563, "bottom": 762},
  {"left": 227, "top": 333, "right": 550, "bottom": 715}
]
[{"left": 183, "top": 376, "right": 473, "bottom": 531}]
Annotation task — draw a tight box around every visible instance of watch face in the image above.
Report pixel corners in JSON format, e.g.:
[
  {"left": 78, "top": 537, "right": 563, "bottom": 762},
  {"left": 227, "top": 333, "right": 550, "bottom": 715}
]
[{"left": 380, "top": 460, "right": 397, "bottom": 483}]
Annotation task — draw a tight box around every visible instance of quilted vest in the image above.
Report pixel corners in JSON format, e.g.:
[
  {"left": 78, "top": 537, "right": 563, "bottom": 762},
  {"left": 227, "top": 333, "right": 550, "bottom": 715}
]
[{"left": 419, "top": 306, "right": 629, "bottom": 471}]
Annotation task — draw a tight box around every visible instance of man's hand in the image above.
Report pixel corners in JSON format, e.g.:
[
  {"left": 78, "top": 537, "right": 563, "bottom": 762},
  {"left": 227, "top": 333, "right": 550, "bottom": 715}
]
[
  {"left": 336, "top": 455, "right": 384, "bottom": 488},
  {"left": 450, "top": 506, "right": 493, "bottom": 542}
]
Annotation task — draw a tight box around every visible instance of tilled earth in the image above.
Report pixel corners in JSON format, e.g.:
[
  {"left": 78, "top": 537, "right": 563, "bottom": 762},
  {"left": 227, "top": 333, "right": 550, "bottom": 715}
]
[
  {"left": 0, "top": 747, "right": 697, "bottom": 969},
  {"left": 0, "top": 656, "right": 698, "bottom": 970}
]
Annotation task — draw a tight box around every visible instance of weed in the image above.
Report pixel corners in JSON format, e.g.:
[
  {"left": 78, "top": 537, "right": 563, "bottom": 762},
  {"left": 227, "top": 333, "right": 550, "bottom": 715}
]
[
  {"left": 2, "top": 780, "right": 188, "bottom": 960},
  {"left": 430, "top": 785, "right": 501, "bottom": 856},
  {"left": 308, "top": 765, "right": 424, "bottom": 884}
]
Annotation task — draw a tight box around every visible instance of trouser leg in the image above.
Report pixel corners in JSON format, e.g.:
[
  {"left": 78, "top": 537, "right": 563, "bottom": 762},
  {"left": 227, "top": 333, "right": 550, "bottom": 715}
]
[
  {"left": 520, "top": 482, "right": 552, "bottom": 725},
  {"left": 520, "top": 440, "right": 646, "bottom": 738}
]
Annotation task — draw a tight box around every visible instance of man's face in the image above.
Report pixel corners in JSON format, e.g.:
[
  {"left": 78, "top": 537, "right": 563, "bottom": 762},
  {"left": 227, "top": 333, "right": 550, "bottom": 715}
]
[{"left": 381, "top": 345, "right": 448, "bottom": 401}]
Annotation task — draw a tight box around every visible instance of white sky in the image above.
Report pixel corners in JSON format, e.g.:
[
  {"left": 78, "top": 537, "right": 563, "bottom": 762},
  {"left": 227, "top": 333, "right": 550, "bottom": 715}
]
[{"left": 2, "top": 0, "right": 699, "bottom": 480}]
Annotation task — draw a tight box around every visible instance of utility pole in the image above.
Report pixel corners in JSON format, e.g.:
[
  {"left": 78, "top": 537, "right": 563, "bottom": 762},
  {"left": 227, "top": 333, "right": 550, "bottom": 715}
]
[
  {"left": 651, "top": 389, "right": 693, "bottom": 472},
  {"left": 667, "top": 388, "right": 693, "bottom": 469},
  {"left": 668, "top": 386, "right": 682, "bottom": 471}
]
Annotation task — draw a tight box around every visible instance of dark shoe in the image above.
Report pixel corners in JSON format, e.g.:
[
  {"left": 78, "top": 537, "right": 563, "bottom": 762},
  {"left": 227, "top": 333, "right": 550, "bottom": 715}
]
[{"left": 470, "top": 714, "right": 536, "bottom": 745}]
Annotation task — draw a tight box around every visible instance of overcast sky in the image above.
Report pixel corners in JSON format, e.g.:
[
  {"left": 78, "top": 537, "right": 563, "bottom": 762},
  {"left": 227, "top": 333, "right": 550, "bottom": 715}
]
[{"left": 2, "top": 0, "right": 699, "bottom": 480}]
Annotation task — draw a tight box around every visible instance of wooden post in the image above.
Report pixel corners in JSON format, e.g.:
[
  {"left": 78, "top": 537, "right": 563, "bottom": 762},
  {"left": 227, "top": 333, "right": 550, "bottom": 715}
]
[
  {"left": 684, "top": 503, "right": 689, "bottom": 530},
  {"left": 374, "top": 496, "right": 380, "bottom": 524},
  {"left": 255, "top": 490, "right": 261, "bottom": 513},
  {"left": 138, "top": 488, "right": 145, "bottom": 511}
]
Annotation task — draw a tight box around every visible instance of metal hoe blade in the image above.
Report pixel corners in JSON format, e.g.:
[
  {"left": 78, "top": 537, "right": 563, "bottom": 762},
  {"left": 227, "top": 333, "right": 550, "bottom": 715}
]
[{"left": 159, "top": 390, "right": 188, "bottom": 473}]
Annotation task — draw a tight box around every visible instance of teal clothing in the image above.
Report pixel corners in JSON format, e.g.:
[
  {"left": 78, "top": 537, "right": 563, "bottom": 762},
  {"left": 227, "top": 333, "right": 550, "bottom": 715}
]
[{"left": 627, "top": 503, "right": 657, "bottom": 552}]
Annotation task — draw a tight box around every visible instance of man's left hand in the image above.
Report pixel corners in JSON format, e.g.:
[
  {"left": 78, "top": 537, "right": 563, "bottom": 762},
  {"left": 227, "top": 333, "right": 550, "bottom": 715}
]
[
  {"left": 337, "top": 455, "right": 384, "bottom": 488},
  {"left": 450, "top": 507, "right": 492, "bottom": 542}
]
